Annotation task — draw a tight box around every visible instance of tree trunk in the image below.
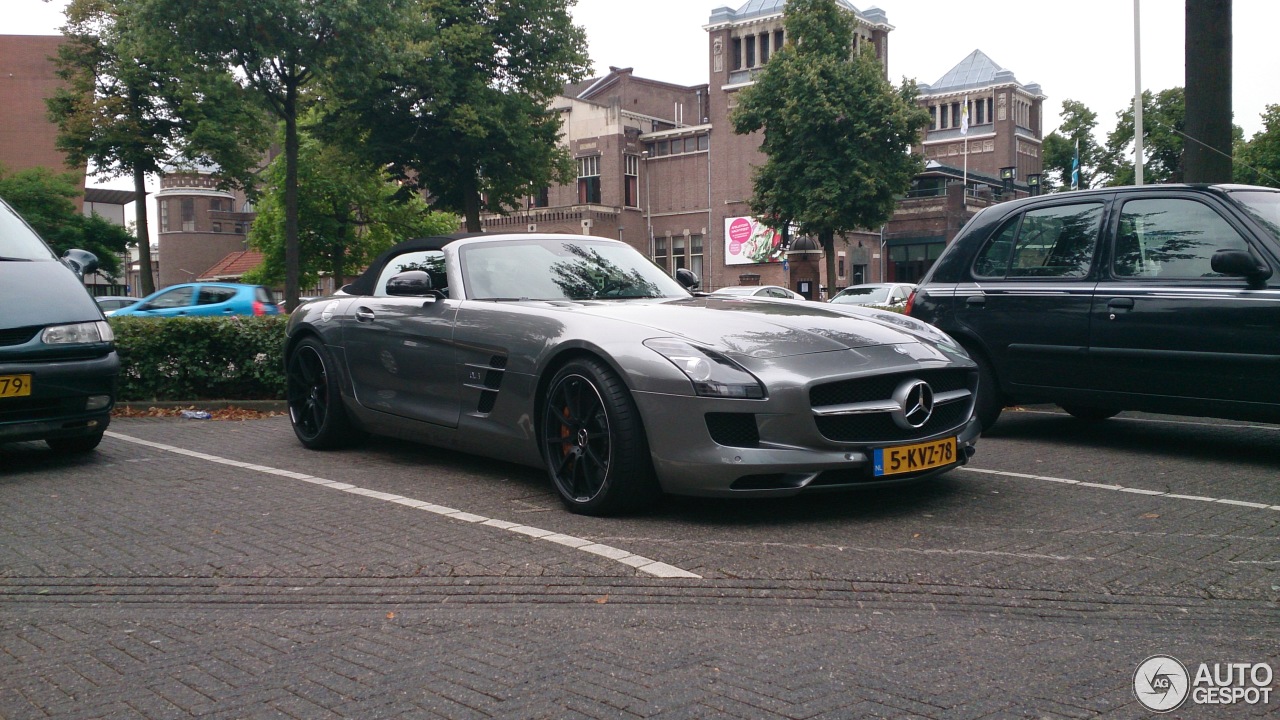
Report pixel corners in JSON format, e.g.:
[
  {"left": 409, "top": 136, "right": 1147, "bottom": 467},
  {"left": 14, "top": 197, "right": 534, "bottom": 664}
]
[
  {"left": 283, "top": 85, "right": 301, "bottom": 311},
  {"left": 1184, "top": 0, "right": 1232, "bottom": 182},
  {"left": 132, "top": 165, "right": 155, "bottom": 296},
  {"left": 463, "top": 178, "right": 482, "bottom": 232},
  {"left": 821, "top": 229, "right": 837, "bottom": 300}
]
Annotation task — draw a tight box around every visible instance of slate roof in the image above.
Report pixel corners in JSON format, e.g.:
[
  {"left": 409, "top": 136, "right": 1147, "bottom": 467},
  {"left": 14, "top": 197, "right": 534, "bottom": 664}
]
[{"left": 919, "top": 49, "right": 1043, "bottom": 97}]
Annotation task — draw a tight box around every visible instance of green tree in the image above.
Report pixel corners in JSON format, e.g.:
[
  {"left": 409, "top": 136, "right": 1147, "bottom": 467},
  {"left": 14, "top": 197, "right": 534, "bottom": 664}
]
[
  {"left": 326, "top": 0, "right": 591, "bottom": 232},
  {"left": 1042, "top": 99, "right": 1102, "bottom": 191},
  {"left": 0, "top": 166, "right": 132, "bottom": 277},
  {"left": 1235, "top": 105, "right": 1280, "bottom": 188},
  {"left": 245, "top": 127, "right": 458, "bottom": 289},
  {"left": 1098, "top": 88, "right": 1187, "bottom": 186},
  {"left": 134, "top": 0, "right": 409, "bottom": 309},
  {"left": 731, "top": 0, "right": 929, "bottom": 290},
  {"left": 47, "top": 0, "right": 266, "bottom": 296}
]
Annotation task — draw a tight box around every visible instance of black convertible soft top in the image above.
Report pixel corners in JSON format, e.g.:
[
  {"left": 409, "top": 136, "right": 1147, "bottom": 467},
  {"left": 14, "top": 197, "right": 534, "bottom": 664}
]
[{"left": 343, "top": 232, "right": 483, "bottom": 296}]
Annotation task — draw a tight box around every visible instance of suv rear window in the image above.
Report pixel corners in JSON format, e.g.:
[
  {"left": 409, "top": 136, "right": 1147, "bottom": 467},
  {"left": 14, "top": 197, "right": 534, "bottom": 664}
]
[{"left": 974, "top": 203, "right": 1103, "bottom": 279}]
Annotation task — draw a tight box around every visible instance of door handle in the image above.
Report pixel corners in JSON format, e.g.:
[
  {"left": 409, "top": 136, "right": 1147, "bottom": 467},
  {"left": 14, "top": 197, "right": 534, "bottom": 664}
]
[
  {"left": 355, "top": 307, "right": 376, "bottom": 322},
  {"left": 1107, "top": 298, "right": 1135, "bottom": 310},
  {"left": 966, "top": 295, "right": 986, "bottom": 307}
]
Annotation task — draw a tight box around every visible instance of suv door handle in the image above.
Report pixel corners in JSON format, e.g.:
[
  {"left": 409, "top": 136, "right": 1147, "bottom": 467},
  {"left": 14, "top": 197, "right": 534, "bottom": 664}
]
[
  {"left": 1107, "top": 298, "right": 1134, "bottom": 310},
  {"left": 966, "top": 295, "right": 986, "bottom": 307},
  {"left": 355, "top": 307, "right": 376, "bottom": 322}
]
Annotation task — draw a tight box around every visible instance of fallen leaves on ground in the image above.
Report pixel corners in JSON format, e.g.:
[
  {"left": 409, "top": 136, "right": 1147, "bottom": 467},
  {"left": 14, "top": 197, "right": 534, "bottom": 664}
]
[{"left": 112, "top": 405, "right": 284, "bottom": 421}]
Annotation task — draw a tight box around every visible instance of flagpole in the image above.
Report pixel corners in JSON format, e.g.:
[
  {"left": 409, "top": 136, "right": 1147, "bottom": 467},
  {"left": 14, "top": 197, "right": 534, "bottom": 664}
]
[{"left": 1134, "top": 0, "right": 1145, "bottom": 185}]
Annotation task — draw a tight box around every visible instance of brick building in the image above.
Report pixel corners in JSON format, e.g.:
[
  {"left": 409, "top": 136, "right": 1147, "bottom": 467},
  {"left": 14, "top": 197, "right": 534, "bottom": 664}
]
[
  {"left": 0, "top": 35, "right": 82, "bottom": 190},
  {"left": 153, "top": 168, "right": 255, "bottom": 288},
  {"left": 477, "top": 2, "right": 1047, "bottom": 296}
]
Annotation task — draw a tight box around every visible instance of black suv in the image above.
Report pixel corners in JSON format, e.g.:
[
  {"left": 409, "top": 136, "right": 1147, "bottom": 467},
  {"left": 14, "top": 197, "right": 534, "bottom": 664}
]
[{"left": 907, "top": 184, "right": 1280, "bottom": 430}]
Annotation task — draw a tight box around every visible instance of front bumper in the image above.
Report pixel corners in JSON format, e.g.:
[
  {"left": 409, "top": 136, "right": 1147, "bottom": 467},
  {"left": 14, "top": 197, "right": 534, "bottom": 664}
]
[
  {"left": 632, "top": 353, "right": 981, "bottom": 498},
  {"left": 0, "top": 352, "right": 119, "bottom": 445}
]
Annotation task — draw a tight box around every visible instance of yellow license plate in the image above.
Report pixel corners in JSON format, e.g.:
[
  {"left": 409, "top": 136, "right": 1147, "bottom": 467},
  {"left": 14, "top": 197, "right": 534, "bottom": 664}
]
[
  {"left": 873, "top": 437, "right": 957, "bottom": 477},
  {"left": 0, "top": 374, "right": 32, "bottom": 398}
]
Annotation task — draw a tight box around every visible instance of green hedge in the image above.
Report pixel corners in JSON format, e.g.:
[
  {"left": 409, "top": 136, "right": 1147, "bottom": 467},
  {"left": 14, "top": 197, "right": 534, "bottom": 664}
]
[{"left": 110, "top": 316, "right": 288, "bottom": 401}]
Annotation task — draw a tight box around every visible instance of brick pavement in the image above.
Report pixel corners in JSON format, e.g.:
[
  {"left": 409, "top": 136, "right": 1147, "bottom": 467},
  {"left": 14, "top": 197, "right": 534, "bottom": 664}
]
[{"left": 0, "top": 414, "right": 1276, "bottom": 718}]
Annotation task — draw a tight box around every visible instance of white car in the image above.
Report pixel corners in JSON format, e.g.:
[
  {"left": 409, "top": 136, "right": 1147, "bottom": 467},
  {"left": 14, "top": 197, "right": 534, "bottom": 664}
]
[
  {"left": 829, "top": 283, "right": 917, "bottom": 307},
  {"left": 709, "top": 285, "right": 808, "bottom": 301}
]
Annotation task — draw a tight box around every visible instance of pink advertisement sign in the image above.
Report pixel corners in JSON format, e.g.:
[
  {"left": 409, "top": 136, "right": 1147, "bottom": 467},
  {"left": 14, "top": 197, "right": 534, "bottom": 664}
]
[{"left": 724, "top": 216, "right": 786, "bottom": 266}]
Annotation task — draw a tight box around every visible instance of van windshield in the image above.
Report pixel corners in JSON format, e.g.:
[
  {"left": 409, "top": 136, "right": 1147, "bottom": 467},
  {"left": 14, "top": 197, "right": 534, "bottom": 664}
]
[
  {"left": 0, "top": 199, "right": 57, "bottom": 261},
  {"left": 1229, "top": 189, "right": 1280, "bottom": 240}
]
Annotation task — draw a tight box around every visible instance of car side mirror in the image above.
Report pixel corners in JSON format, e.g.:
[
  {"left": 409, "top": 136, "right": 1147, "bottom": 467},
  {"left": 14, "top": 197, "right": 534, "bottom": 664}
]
[
  {"left": 675, "top": 267, "right": 700, "bottom": 290},
  {"left": 1211, "top": 248, "right": 1272, "bottom": 288},
  {"left": 386, "top": 270, "right": 438, "bottom": 297},
  {"left": 61, "top": 249, "right": 100, "bottom": 279}
]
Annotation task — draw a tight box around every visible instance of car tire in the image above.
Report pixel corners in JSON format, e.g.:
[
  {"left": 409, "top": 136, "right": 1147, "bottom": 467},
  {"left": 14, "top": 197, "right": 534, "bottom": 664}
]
[
  {"left": 46, "top": 432, "right": 103, "bottom": 453},
  {"left": 286, "top": 336, "right": 365, "bottom": 450},
  {"left": 1060, "top": 405, "right": 1121, "bottom": 422},
  {"left": 966, "top": 345, "right": 1004, "bottom": 433},
  {"left": 540, "top": 357, "right": 661, "bottom": 516}
]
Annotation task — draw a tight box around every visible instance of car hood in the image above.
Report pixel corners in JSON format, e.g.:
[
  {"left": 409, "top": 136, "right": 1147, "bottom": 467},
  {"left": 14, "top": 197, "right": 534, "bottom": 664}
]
[
  {"left": 563, "top": 296, "right": 954, "bottom": 359},
  {"left": 0, "top": 259, "right": 103, "bottom": 330}
]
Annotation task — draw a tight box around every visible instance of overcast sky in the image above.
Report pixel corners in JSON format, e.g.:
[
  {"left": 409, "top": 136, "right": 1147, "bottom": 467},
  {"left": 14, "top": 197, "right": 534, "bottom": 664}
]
[{"left": 9, "top": 0, "right": 1277, "bottom": 142}]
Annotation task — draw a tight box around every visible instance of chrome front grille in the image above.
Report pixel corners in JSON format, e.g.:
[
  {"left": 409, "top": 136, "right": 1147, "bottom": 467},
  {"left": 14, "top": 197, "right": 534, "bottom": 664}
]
[{"left": 810, "top": 369, "right": 975, "bottom": 443}]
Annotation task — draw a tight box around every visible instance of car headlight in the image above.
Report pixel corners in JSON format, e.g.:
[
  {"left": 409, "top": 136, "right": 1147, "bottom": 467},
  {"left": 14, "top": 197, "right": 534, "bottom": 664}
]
[
  {"left": 42, "top": 321, "right": 114, "bottom": 345},
  {"left": 644, "top": 338, "right": 765, "bottom": 399}
]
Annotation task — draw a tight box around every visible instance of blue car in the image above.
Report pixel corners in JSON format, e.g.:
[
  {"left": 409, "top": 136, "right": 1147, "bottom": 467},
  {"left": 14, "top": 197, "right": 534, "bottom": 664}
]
[{"left": 108, "top": 282, "right": 280, "bottom": 318}]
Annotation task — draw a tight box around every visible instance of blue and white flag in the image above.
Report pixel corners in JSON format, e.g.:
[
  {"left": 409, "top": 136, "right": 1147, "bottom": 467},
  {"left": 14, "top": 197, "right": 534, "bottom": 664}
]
[{"left": 1070, "top": 138, "right": 1080, "bottom": 191}]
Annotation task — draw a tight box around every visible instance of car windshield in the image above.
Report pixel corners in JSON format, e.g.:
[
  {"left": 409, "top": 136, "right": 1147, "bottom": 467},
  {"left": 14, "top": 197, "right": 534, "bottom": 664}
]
[
  {"left": 0, "top": 199, "right": 57, "bottom": 261},
  {"left": 833, "top": 286, "right": 891, "bottom": 304},
  {"left": 460, "top": 238, "right": 690, "bottom": 301},
  {"left": 1229, "top": 189, "right": 1280, "bottom": 239}
]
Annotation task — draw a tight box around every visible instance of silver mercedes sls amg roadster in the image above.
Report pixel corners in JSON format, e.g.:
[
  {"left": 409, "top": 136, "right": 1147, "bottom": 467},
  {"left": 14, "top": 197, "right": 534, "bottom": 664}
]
[{"left": 284, "top": 233, "right": 981, "bottom": 515}]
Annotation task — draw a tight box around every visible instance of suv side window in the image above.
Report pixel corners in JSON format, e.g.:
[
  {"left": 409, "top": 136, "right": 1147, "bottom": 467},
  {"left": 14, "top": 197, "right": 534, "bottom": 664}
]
[
  {"left": 1113, "top": 198, "right": 1250, "bottom": 279},
  {"left": 974, "top": 203, "right": 1104, "bottom": 279}
]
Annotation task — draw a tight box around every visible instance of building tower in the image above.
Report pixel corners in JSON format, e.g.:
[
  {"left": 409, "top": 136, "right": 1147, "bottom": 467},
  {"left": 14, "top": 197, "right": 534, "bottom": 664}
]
[{"left": 153, "top": 168, "right": 254, "bottom": 288}]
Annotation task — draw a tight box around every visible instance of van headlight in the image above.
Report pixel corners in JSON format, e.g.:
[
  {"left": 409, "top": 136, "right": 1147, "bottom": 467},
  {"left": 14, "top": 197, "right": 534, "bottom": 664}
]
[
  {"left": 644, "top": 338, "right": 765, "bottom": 399},
  {"left": 42, "top": 321, "right": 114, "bottom": 344}
]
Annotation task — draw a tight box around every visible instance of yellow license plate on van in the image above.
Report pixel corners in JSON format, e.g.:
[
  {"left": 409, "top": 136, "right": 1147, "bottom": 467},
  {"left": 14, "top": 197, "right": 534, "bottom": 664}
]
[
  {"left": 0, "top": 374, "right": 32, "bottom": 398},
  {"left": 873, "top": 437, "right": 957, "bottom": 477}
]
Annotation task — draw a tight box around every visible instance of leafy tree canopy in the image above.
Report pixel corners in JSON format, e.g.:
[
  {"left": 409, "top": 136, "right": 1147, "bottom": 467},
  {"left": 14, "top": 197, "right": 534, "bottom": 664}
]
[
  {"left": 1098, "top": 88, "right": 1188, "bottom": 186},
  {"left": 0, "top": 166, "right": 132, "bottom": 277},
  {"left": 1235, "top": 104, "right": 1280, "bottom": 188},
  {"left": 245, "top": 126, "right": 458, "bottom": 290},
  {"left": 1042, "top": 99, "right": 1102, "bottom": 191},
  {"left": 323, "top": 0, "right": 592, "bottom": 232},
  {"left": 731, "top": 0, "right": 929, "bottom": 287}
]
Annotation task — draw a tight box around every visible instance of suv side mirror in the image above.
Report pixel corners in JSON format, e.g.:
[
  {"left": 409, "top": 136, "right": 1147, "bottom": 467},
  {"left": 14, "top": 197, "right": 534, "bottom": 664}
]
[
  {"left": 61, "top": 249, "right": 100, "bottom": 279},
  {"left": 1211, "top": 248, "right": 1272, "bottom": 288},
  {"left": 675, "top": 267, "right": 700, "bottom": 290}
]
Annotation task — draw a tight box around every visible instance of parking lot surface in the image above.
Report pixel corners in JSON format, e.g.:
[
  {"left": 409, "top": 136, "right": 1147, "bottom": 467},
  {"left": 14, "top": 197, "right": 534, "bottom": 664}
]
[{"left": 1, "top": 409, "right": 1277, "bottom": 718}]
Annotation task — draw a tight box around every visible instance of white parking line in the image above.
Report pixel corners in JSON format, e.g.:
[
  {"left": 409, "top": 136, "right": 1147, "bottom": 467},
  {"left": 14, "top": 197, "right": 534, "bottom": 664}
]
[
  {"left": 105, "top": 432, "right": 702, "bottom": 579},
  {"left": 1017, "top": 409, "right": 1280, "bottom": 432},
  {"left": 959, "top": 467, "right": 1280, "bottom": 512}
]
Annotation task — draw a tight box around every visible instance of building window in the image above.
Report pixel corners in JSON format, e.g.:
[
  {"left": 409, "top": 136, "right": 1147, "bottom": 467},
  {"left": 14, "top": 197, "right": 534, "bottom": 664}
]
[
  {"left": 160, "top": 200, "right": 169, "bottom": 232},
  {"left": 745, "top": 35, "right": 756, "bottom": 67},
  {"left": 976, "top": 100, "right": 984, "bottom": 125},
  {"left": 654, "top": 237, "right": 668, "bottom": 271},
  {"left": 940, "top": 104, "right": 948, "bottom": 129},
  {"left": 838, "top": 254, "right": 846, "bottom": 278},
  {"left": 181, "top": 197, "right": 195, "bottom": 232},
  {"left": 531, "top": 186, "right": 549, "bottom": 208},
  {"left": 774, "top": 30, "right": 784, "bottom": 52},
  {"left": 698, "top": 135, "right": 709, "bottom": 151},
  {"left": 672, "top": 236, "right": 687, "bottom": 272},
  {"left": 929, "top": 105, "right": 937, "bottom": 129},
  {"left": 690, "top": 234, "right": 704, "bottom": 279},
  {"left": 760, "top": 33, "right": 771, "bottom": 64},
  {"left": 577, "top": 155, "right": 600, "bottom": 205},
  {"left": 624, "top": 154, "right": 639, "bottom": 208},
  {"left": 732, "top": 38, "right": 742, "bottom": 71},
  {"left": 212, "top": 222, "right": 222, "bottom": 233}
]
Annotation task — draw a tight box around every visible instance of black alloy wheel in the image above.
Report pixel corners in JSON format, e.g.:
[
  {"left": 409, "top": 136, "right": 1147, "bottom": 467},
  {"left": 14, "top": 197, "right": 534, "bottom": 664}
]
[
  {"left": 287, "top": 337, "right": 363, "bottom": 449},
  {"left": 540, "top": 358, "right": 660, "bottom": 515}
]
